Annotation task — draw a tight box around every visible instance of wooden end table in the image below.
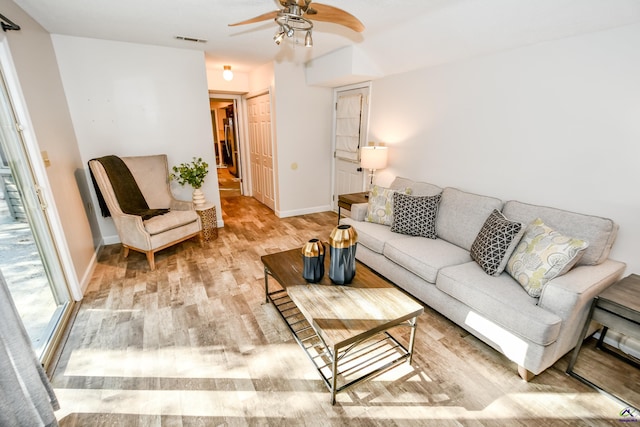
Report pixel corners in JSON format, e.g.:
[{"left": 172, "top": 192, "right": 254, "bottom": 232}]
[
  {"left": 337, "top": 192, "right": 368, "bottom": 224},
  {"left": 566, "top": 273, "right": 640, "bottom": 409}
]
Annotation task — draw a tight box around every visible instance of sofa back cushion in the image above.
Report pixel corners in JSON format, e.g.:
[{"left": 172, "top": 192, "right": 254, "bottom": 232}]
[
  {"left": 390, "top": 177, "right": 442, "bottom": 196},
  {"left": 502, "top": 201, "right": 618, "bottom": 266},
  {"left": 435, "top": 188, "right": 503, "bottom": 251}
]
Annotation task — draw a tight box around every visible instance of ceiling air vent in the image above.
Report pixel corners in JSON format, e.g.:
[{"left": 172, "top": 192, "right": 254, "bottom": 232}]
[{"left": 175, "top": 35, "right": 207, "bottom": 43}]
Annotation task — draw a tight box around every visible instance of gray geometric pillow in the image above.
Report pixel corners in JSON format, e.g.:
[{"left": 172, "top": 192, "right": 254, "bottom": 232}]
[
  {"left": 390, "top": 192, "right": 441, "bottom": 238},
  {"left": 471, "top": 209, "right": 525, "bottom": 276}
]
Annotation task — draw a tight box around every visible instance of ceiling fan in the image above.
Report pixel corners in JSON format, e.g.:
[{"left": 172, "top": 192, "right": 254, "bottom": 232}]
[{"left": 229, "top": 0, "right": 364, "bottom": 47}]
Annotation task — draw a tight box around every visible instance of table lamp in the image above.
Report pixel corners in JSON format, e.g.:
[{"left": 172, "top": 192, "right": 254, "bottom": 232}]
[{"left": 360, "top": 146, "right": 388, "bottom": 191}]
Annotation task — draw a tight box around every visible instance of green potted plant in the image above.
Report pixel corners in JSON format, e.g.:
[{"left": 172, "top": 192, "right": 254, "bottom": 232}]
[{"left": 170, "top": 157, "right": 209, "bottom": 206}]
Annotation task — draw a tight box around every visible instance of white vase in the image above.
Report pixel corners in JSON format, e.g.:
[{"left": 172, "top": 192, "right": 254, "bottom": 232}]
[{"left": 192, "top": 188, "right": 206, "bottom": 206}]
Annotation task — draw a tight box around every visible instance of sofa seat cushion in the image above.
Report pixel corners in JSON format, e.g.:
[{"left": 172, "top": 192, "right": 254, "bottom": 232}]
[
  {"left": 340, "top": 218, "right": 399, "bottom": 254},
  {"left": 437, "top": 262, "right": 562, "bottom": 346},
  {"left": 143, "top": 210, "right": 199, "bottom": 235},
  {"left": 384, "top": 237, "right": 471, "bottom": 283}
]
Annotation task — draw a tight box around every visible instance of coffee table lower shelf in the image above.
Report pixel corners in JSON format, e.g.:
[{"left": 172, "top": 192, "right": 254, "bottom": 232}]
[{"left": 268, "top": 288, "right": 415, "bottom": 404}]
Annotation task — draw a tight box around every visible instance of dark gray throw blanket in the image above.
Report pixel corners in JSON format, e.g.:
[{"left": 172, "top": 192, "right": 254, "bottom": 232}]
[{"left": 90, "top": 155, "right": 169, "bottom": 220}]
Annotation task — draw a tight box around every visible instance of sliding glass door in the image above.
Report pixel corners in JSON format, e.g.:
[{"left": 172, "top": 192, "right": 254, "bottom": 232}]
[{"left": 0, "top": 41, "right": 73, "bottom": 368}]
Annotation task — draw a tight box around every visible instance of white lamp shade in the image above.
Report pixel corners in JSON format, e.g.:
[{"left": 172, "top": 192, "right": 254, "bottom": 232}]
[{"left": 360, "top": 146, "right": 388, "bottom": 170}]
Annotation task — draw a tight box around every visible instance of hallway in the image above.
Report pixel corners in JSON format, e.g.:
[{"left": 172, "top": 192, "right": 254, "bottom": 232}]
[{"left": 217, "top": 167, "right": 241, "bottom": 198}]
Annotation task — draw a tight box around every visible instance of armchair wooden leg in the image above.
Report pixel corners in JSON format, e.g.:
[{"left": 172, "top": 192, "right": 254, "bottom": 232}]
[
  {"left": 123, "top": 246, "right": 130, "bottom": 258},
  {"left": 518, "top": 365, "right": 535, "bottom": 382},
  {"left": 199, "top": 231, "right": 204, "bottom": 247},
  {"left": 146, "top": 251, "right": 156, "bottom": 271}
]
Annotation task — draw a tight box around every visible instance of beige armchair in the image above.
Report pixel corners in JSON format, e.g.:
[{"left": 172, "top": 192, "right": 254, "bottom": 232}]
[{"left": 89, "top": 154, "right": 202, "bottom": 270}]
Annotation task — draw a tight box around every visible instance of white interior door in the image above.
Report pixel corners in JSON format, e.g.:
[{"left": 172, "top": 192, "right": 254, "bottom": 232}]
[
  {"left": 333, "top": 85, "right": 370, "bottom": 209},
  {"left": 247, "top": 93, "right": 275, "bottom": 210}
]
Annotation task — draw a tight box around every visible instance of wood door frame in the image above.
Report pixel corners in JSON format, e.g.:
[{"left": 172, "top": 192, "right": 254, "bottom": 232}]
[{"left": 331, "top": 82, "right": 372, "bottom": 211}]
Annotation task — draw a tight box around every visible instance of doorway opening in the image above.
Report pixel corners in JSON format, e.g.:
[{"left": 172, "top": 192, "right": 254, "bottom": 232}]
[{"left": 210, "top": 97, "right": 242, "bottom": 198}]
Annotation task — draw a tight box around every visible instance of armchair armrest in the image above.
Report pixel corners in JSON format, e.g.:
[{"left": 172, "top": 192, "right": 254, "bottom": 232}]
[
  {"left": 112, "top": 213, "right": 151, "bottom": 250},
  {"left": 350, "top": 202, "right": 368, "bottom": 222}
]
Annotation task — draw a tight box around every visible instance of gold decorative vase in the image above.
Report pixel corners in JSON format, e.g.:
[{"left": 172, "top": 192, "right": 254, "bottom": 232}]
[
  {"left": 302, "top": 239, "right": 325, "bottom": 283},
  {"left": 329, "top": 224, "right": 358, "bottom": 285}
]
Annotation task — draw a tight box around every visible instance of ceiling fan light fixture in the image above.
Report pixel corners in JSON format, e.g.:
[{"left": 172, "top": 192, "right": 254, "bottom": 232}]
[
  {"left": 273, "top": 28, "right": 285, "bottom": 45},
  {"left": 304, "top": 31, "right": 313, "bottom": 48},
  {"left": 228, "top": 1, "right": 365, "bottom": 48},
  {"left": 222, "top": 65, "right": 233, "bottom": 81},
  {"left": 282, "top": 23, "right": 294, "bottom": 38}
]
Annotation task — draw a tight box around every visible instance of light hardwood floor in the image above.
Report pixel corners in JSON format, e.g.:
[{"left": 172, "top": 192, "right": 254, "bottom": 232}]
[{"left": 52, "top": 196, "right": 638, "bottom": 426}]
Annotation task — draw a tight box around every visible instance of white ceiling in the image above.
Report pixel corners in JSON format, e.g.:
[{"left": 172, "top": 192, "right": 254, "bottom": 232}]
[{"left": 12, "top": 0, "right": 640, "bottom": 77}]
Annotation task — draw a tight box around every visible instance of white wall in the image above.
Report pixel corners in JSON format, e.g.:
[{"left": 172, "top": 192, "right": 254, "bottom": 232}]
[
  {"left": 368, "top": 23, "right": 640, "bottom": 275},
  {"left": 273, "top": 61, "right": 334, "bottom": 217},
  {"left": 52, "top": 36, "right": 221, "bottom": 243}
]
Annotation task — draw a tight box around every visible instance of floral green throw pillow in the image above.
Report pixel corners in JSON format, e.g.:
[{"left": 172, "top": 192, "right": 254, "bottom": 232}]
[
  {"left": 506, "top": 218, "right": 589, "bottom": 298},
  {"left": 365, "top": 185, "right": 410, "bottom": 226}
]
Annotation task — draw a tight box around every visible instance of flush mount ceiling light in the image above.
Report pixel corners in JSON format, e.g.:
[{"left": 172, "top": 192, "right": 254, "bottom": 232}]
[
  {"left": 222, "top": 65, "right": 233, "bottom": 81},
  {"left": 230, "top": 0, "right": 363, "bottom": 48}
]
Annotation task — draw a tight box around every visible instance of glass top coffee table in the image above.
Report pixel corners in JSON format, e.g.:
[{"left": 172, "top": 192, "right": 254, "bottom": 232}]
[{"left": 261, "top": 245, "right": 424, "bottom": 404}]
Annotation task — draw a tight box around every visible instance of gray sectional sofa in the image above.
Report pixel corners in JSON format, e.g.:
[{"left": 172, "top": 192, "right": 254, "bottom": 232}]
[{"left": 340, "top": 177, "right": 626, "bottom": 380}]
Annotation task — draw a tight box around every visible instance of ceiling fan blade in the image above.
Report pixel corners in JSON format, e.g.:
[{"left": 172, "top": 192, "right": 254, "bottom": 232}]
[
  {"left": 305, "top": 3, "right": 365, "bottom": 33},
  {"left": 228, "top": 10, "right": 278, "bottom": 27}
]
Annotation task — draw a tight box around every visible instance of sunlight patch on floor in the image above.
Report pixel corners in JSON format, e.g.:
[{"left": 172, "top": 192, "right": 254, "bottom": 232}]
[
  {"left": 63, "top": 343, "right": 307, "bottom": 379},
  {"left": 54, "top": 388, "right": 622, "bottom": 421}
]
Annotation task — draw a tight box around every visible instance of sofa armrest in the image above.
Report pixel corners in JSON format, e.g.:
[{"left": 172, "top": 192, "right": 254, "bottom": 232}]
[
  {"left": 538, "top": 259, "right": 626, "bottom": 358},
  {"left": 350, "top": 202, "right": 368, "bottom": 222},
  {"left": 539, "top": 259, "right": 626, "bottom": 318}
]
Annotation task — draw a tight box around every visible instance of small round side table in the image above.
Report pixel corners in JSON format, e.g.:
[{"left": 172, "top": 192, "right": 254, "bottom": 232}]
[{"left": 195, "top": 203, "right": 218, "bottom": 242}]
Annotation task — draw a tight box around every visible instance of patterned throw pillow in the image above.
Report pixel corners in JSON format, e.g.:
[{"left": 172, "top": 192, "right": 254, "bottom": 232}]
[
  {"left": 365, "top": 185, "right": 409, "bottom": 225},
  {"left": 506, "top": 218, "right": 589, "bottom": 298},
  {"left": 470, "top": 209, "right": 525, "bottom": 276},
  {"left": 390, "top": 192, "right": 441, "bottom": 238}
]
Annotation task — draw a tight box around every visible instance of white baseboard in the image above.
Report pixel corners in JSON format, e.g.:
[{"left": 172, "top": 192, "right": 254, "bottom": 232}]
[
  {"left": 276, "top": 204, "right": 333, "bottom": 218},
  {"left": 103, "top": 234, "right": 120, "bottom": 245},
  {"left": 77, "top": 248, "right": 100, "bottom": 297}
]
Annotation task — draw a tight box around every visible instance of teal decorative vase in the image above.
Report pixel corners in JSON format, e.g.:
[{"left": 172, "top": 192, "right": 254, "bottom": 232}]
[
  {"left": 329, "top": 224, "right": 358, "bottom": 285},
  {"left": 302, "top": 239, "right": 325, "bottom": 283}
]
